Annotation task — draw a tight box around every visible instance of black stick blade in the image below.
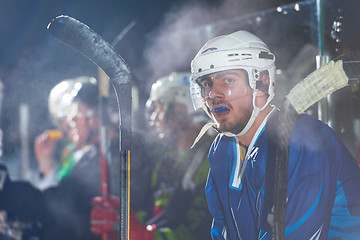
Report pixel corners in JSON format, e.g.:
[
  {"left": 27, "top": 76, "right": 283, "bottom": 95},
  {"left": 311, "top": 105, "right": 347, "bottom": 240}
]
[{"left": 47, "top": 15, "right": 131, "bottom": 85}]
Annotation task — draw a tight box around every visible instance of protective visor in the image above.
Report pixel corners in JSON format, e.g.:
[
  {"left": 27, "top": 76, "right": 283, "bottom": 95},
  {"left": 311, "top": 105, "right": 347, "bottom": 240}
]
[{"left": 190, "top": 69, "right": 251, "bottom": 113}]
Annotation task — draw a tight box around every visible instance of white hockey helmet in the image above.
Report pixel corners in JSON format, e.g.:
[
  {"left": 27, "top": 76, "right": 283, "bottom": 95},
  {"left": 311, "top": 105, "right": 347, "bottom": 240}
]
[
  {"left": 146, "top": 72, "right": 207, "bottom": 131},
  {"left": 147, "top": 72, "right": 194, "bottom": 112},
  {"left": 48, "top": 76, "right": 98, "bottom": 128},
  {"left": 190, "top": 30, "right": 276, "bottom": 136}
]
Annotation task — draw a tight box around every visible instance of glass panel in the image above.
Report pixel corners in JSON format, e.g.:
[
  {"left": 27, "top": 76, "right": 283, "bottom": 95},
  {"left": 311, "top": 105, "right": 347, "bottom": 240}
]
[{"left": 165, "top": 0, "right": 360, "bottom": 155}]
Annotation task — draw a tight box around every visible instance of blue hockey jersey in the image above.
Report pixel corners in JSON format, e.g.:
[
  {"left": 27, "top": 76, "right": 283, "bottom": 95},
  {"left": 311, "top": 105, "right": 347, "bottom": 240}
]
[{"left": 205, "top": 110, "right": 360, "bottom": 239}]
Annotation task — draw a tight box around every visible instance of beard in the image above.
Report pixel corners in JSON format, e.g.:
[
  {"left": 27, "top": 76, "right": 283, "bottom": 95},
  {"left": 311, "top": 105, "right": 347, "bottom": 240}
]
[{"left": 217, "top": 102, "right": 253, "bottom": 135}]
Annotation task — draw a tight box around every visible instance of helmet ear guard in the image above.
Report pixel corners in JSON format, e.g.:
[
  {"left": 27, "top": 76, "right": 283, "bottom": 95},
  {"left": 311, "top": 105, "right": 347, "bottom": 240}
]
[{"left": 255, "top": 70, "right": 271, "bottom": 96}]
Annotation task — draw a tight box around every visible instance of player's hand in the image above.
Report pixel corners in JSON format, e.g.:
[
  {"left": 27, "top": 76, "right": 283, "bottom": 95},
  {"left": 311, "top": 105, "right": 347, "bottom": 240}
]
[
  {"left": 34, "top": 130, "right": 62, "bottom": 176},
  {"left": 91, "top": 195, "right": 120, "bottom": 239},
  {"left": 130, "top": 211, "right": 156, "bottom": 240},
  {"left": 91, "top": 195, "right": 157, "bottom": 240}
]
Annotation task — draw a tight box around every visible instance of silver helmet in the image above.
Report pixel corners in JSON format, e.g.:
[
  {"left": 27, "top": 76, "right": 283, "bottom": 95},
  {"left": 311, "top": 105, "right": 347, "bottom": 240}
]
[
  {"left": 146, "top": 72, "right": 207, "bottom": 137},
  {"left": 48, "top": 76, "right": 97, "bottom": 128}
]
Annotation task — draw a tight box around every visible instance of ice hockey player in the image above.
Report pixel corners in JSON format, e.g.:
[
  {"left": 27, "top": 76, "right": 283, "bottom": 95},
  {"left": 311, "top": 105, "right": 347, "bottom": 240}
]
[
  {"left": 132, "top": 72, "right": 214, "bottom": 240},
  {"left": 190, "top": 30, "right": 360, "bottom": 239},
  {"left": 0, "top": 76, "right": 103, "bottom": 240}
]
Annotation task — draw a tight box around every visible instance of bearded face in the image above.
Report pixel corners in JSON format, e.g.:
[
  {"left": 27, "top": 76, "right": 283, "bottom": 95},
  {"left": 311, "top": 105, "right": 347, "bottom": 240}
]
[{"left": 200, "top": 69, "right": 253, "bottom": 135}]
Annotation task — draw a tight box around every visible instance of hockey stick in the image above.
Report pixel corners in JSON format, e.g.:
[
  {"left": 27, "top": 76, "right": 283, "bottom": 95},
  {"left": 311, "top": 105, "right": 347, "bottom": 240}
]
[
  {"left": 47, "top": 15, "right": 132, "bottom": 240},
  {"left": 96, "top": 19, "right": 136, "bottom": 195},
  {"left": 272, "top": 54, "right": 360, "bottom": 240}
]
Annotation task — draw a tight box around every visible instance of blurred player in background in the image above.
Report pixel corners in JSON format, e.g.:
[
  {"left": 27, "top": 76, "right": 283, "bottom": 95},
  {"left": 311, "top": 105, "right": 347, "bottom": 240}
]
[
  {"left": 131, "top": 72, "right": 213, "bottom": 240},
  {"left": 0, "top": 76, "right": 104, "bottom": 240}
]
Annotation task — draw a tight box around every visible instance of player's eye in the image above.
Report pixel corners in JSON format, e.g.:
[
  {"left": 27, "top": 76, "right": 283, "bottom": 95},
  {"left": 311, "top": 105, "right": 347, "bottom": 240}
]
[
  {"left": 200, "top": 79, "right": 212, "bottom": 88},
  {"left": 224, "top": 77, "right": 234, "bottom": 84}
]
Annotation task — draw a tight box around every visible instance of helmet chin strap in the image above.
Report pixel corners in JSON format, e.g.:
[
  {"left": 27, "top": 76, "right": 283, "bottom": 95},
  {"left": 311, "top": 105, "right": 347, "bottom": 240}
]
[
  {"left": 221, "top": 91, "right": 259, "bottom": 137},
  {"left": 221, "top": 90, "right": 271, "bottom": 137}
]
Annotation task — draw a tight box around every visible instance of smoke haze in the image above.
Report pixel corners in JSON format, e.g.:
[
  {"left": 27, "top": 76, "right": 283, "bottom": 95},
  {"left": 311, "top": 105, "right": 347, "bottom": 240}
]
[{"left": 140, "top": 0, "right": 285, "bottom": 92}]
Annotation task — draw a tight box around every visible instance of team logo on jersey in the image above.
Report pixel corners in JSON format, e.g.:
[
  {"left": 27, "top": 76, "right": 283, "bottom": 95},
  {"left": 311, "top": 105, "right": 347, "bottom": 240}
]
[{"left": 249, "top": 147, "right": 259, "bottom": 168}]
